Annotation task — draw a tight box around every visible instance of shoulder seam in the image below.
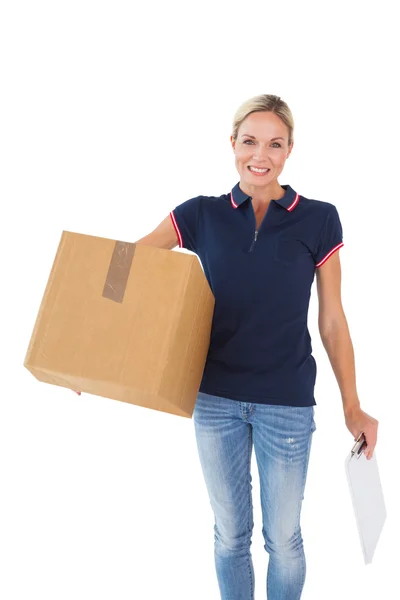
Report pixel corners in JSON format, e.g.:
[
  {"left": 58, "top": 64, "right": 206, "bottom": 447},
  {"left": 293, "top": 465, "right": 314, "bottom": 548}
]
[{"left": 314, "top": 208, "right": 330, "bottom": 257}]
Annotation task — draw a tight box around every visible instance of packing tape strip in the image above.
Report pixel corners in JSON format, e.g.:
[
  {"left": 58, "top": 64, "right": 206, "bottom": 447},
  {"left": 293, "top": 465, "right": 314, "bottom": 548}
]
[{"left": 102, "top": 240, "right": 136, "bottom": 303}]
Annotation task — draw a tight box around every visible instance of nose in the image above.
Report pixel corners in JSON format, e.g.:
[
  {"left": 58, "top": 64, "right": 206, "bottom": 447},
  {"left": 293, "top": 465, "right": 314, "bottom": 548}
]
[{"left": 252, "top": 144, "right": 271, "bottom": 163}]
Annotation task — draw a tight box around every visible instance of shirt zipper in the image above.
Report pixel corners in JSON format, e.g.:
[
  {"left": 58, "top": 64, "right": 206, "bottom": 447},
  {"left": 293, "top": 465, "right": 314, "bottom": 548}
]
[
  {"left": 249, "top": 230, "right": 258, "bottom": 252},
  {"left": 248, "top": 202, "right": 271, "bottom": 252}
]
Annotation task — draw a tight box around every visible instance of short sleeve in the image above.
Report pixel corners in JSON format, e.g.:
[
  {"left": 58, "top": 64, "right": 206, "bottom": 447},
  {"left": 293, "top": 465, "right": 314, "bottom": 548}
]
[
  {"left": 313, "top": 204, "right": 344, "bottom": 267},
  {"left": 169, "top": 195, "right": 202, "bottom": 253}
]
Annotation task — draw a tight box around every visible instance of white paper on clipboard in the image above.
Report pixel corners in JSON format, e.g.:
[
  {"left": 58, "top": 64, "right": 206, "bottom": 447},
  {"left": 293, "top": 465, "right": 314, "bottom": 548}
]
[{"left": 344, "top": 434, "right": 387, "bottom": 564}]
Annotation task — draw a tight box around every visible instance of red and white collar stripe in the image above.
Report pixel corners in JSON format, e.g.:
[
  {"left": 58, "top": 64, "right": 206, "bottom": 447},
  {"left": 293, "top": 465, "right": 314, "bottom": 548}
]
[{"left": 230, "top": 191, "right": 300, "bottom": 211}]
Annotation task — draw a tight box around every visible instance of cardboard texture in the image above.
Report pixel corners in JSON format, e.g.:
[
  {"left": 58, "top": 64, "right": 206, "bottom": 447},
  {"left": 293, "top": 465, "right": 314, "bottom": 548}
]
[{"left": 24, "top": 231, "right": 215, "bottom": 418}]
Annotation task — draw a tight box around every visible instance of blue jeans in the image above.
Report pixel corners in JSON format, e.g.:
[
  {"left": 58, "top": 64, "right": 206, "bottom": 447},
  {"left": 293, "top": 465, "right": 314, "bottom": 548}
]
[{"left": 193, "top": 391, "right": 316, "bottom": 600}]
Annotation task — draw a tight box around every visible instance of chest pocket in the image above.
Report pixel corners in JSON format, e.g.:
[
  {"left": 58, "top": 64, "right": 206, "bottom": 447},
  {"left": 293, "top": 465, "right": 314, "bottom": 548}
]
[{"left": 273, "top": 236, "right": 311, "bottom": 267}]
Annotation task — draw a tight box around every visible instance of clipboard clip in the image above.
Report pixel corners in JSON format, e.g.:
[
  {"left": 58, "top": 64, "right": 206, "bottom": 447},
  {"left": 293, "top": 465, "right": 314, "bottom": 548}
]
[{"left": 351, "top": 431, "right": 367, "bottom": 459}]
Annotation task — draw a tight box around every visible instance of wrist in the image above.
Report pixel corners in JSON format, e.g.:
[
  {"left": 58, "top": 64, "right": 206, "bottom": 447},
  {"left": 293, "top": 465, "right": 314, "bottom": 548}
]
[{"left": 343, "top": 397, "right": 361, "bottom": 417}]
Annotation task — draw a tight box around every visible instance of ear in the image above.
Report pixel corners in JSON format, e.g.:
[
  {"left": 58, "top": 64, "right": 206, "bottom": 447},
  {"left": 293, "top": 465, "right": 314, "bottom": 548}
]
[{"left": 230, "top": 135, "right": 235, "bottom": 151}]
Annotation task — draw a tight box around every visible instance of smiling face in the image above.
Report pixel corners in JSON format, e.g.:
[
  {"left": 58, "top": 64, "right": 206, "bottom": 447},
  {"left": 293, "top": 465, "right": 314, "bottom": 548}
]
[{"left": 230, "top": 111, "right": 293, "bottom": 192}]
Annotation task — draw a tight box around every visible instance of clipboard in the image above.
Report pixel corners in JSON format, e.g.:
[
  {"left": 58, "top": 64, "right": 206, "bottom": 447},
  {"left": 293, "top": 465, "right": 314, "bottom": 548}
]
[{"left": 344, "top": 432, "right": 387, "bottom": 564}]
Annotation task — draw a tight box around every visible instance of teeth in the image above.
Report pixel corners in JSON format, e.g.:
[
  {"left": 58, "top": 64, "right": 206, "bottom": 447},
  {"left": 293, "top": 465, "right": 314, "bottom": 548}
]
[{"left": 249, "top": 166, "right": 269, "bottom": 173}]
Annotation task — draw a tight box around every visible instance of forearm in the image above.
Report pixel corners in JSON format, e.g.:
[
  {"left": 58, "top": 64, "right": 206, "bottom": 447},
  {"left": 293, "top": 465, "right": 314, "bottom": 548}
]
[{"left": 320, "top": 319, "right": 361, "bottom": 416}]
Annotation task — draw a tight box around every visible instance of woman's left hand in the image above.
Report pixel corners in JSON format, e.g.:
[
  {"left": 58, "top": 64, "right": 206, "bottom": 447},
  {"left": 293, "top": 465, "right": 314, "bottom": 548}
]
[{"left": 345, "top": 407, "right": 379, "bottom": 460}]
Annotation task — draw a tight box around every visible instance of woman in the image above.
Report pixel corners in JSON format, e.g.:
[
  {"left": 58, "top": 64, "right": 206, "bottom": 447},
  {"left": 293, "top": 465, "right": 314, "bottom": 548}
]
[{"left": 135, "top": 94, "right": 379, "bottom": 600}]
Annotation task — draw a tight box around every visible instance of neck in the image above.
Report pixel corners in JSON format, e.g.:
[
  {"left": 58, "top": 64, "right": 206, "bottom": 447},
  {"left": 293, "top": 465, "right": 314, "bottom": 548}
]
[{"left": 239, "top": 180, "right": 285, "bottom": 208}]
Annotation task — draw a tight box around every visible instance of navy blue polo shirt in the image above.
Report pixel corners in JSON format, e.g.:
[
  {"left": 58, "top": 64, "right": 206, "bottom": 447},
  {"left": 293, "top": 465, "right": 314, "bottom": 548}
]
[{"left": 170, "top": 182, "right": 344, "bottom": 407}]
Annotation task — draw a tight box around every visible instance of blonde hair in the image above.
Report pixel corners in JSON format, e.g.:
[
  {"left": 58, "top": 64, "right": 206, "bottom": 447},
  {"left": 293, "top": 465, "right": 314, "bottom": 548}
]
[{"left": 232, "top": 94, "right": 294, "bottom": 146}]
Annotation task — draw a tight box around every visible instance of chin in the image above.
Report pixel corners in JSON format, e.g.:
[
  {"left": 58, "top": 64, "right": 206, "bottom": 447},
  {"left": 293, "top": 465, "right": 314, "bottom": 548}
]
[{"left": 244, "top": 172, "right": 272, "bottom": 183}]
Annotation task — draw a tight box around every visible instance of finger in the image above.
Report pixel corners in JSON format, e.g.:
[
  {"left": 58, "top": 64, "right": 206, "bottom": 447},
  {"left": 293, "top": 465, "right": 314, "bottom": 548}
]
[{"left": 364, "top": 446, "right": 375, "bottom": 459}]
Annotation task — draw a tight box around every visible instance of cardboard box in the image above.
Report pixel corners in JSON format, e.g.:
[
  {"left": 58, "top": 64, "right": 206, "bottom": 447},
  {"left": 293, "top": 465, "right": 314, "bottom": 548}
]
[{"left": 24, "top": 231, "right": 215, "bottom": 418}]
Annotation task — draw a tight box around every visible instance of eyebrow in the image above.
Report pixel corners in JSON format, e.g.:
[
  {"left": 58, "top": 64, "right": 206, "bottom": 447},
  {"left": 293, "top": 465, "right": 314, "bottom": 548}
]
[{"left": 241, "top": 134, "right": 285, "bottom": 141}]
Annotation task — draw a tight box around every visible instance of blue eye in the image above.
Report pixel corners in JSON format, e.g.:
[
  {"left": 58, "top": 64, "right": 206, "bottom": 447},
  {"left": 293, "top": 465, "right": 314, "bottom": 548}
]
[{"left": 243, "top": 140, "right": 281, "bottom": 147}]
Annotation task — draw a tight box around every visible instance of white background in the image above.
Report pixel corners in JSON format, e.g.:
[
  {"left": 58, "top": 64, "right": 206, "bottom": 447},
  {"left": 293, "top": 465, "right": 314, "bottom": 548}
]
[{"left": 1, "top": 1, "right": 399, "bottom": 598}]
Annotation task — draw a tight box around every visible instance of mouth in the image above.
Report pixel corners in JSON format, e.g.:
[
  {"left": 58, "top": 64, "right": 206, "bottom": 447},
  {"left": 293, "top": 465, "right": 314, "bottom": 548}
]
[{"left": 248, "top": 166, "right": 270, "bottom": 175}]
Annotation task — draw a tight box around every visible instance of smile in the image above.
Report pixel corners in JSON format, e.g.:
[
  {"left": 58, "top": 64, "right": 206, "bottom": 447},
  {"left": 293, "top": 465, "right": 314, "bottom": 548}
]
[{"left": 248, "top": 166, "right": 270, "bottom": 174}]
